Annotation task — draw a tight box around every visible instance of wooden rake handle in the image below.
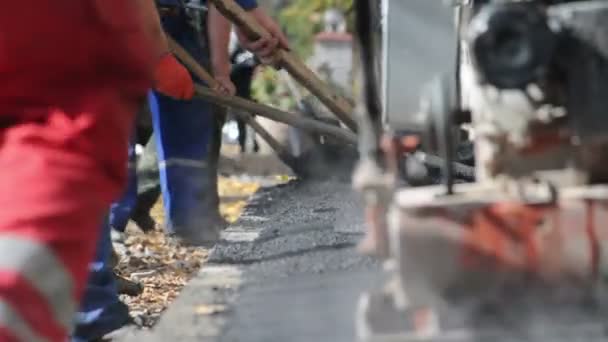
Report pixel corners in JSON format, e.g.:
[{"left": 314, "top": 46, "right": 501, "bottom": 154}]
[{"left": 208, "top": 0, "right": 359, "bottom": 133}]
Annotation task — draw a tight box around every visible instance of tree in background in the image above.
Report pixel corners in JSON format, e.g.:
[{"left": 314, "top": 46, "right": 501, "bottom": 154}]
[
  {"left": 279, "top": 0, "right": 354, "bottom": 58},
  {"left": 251, "top": 0, "right": 358, "bottom": 109},
  {"left": 244, "top": 0, "right": 362, "bottom": 154},
  {"left": 251, "top": 68, "right": 294, "bottom": 111}
]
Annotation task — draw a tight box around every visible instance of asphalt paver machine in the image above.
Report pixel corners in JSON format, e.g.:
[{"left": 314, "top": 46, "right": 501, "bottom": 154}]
[{"left": 353, "top": 0, "right": 608, "bottom": 341}]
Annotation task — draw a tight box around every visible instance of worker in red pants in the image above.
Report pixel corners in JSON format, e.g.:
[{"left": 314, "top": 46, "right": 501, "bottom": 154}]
[{"left": 0, "top": 1, "right": 194, "bottom": 341}]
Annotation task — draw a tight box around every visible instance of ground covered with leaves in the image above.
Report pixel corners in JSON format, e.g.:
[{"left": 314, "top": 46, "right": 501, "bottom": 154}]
[{"left": 113, "top": 176, "right": 262, "bottom": 328}]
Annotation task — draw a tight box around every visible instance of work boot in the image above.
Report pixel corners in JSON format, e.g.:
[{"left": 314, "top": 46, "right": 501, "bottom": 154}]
[
  {"left": 115, "top": 273, "right": 144, "bottom": 297},
  {"left": 72, "top": 301, "right": 133, "bottom": 342},
  {"left": 99, "top": 324, "right": 139, "bottom": 341},
  {"left": 132, "top": 135, "right": 162, "bottom": 233},
  {"left": 167, "top": 108, "right": 228, "bottom": 247},
  {"left": 109, "top": 244, "right": 144, "bottom": 297},
  {"left": 131, "top": 211, "right": 159, "bottom": 233},
  {"left": 168, "top": 214, "right": 228, "bottom": 247},
  {"left": 130, "top": 188, "right": 160, "bottom": 233}
]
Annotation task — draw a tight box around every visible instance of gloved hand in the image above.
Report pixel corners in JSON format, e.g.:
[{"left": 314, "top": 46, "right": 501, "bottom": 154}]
[{"left": 153, "top": 53, "right": 195, "bottom": 100}]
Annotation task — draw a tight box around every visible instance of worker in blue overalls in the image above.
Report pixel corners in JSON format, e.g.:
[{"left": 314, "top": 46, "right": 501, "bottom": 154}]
[
  {"left": 71, "top": 1, "right": 289, "bottom": 340},
  {"left": 150, "top": 0, "right": 288, "bottom": 245}
]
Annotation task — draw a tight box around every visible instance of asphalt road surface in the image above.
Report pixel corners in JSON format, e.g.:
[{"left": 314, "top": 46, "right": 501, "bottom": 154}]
[
  {"left": 214, "top": 180, "right": 380, "bottom": 342},
  {"left": 125, "top": 177, "right": 382, "bottom": 342}
]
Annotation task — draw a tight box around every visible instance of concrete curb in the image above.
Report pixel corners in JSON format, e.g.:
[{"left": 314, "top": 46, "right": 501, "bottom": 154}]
[
  {"left": 121, "top": 264, "right": 245, "bottom": 342},
  {"left": 121, "top": 181, "right": 294, "bottom": 342}
]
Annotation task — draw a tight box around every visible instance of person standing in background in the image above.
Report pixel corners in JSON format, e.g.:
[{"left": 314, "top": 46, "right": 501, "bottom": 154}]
[{"left": 228, "top": 29, "right": 261, "bottom": 152}]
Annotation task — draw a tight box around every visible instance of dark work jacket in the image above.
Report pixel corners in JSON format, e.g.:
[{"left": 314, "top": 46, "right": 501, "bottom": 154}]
[
  {"left": 156, "top": 0, "right": 258, "bottom": 10},
  {"left": 230, "top": 45, "right": 259, "bottom": 98}
]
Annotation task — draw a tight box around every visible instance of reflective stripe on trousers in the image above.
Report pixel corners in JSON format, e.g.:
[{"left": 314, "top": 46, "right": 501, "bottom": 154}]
[
  {"left": 72, "top": 217, "right": 129, "bottom": 341},
  {"left": 0, "top": 236, "right": 76, "bottom": 331},
  {"left": 0, "top": 94, "right": 137, "bottom": 342},
  {"left": 149, "top": 89, "right": 213, "bottom": 234},
  {"left": 0, "top": 1, "right": 153, "bottom": 339},
  {"left": 0, "top": 299, "right": 46, "bottom": 342},
  {"left": 149, "top": 16, "right": 215, "bottom": 235}
]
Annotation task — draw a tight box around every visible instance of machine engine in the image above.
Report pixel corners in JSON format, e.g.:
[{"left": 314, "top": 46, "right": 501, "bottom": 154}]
[
  {"left": 461, "top": 0, "right": 608, "bottom": 183},
  {"left": 354, "top": 1, "right": 608, "bottom": 341}
]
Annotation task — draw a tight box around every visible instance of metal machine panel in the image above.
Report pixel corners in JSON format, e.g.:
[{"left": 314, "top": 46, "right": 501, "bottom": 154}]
[{"left": 382, "top": 0, "right": 458, "bottom": 130}]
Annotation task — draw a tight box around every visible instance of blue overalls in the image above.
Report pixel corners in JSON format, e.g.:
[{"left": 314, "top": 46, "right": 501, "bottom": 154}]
[
  {"left": 71, "top": 219, "right": 131, "bottom": 342},
  {"left": 150, "top": 0, "right": 257, "bottom": 238}
]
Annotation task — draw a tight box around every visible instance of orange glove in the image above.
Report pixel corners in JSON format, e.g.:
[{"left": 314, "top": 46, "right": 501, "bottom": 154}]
[{"left": 153, "top": 53, "right": 195, "bottom": 100}]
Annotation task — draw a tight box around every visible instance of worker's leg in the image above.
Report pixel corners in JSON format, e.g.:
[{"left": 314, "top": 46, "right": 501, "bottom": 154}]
[
  {"left": 135, "top": 100, "right": 154, "bottom": 147},
  {"left": 149, "top": 15, "right": 226, "bottom": 245},
  {"left": 109, "top": 135, "right": 138, "bottom": 233},
  {"left": 231, "top": 66, "right": 257, "bottom": 153},
  {"left": 0, "top": 1, "right": 155, "bottom": 340},
  {"left": 237, "top": 118, "right": 247, "bottom": 152},
  {"left": 208, "top": 105, "right": 227, "bottom": 217},
  {"left": 71, "top": 218, "right": 131, "bottom": 342},
  {"left": 0, "top": 110, "right": 130, "bottom": 342},
  {"left": 131, "top": 99, "right": 161, "bottom": 232},
  {"left": 73, "top": 131, "right": 146, "bottom": 341},
  {"left": 149, "top": 90, "right": 225, "bottom": 245},
  {"left": 132, "top": 133, "right": 162, "bottom": 232}
]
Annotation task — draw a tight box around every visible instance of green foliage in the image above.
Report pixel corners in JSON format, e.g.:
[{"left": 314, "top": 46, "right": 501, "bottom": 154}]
[
  {"left": 251, "top": 68, "right": 296, "bottom": 110},
  {"left": 279, "top": 0, "right": 354, "bottom": 58},
  {"left": 252, "top": 0, "right": 354, "bottom": 107}
]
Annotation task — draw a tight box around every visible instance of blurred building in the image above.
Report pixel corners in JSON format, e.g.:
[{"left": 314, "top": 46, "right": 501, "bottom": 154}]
[{"left": 308, "top": 8, "right": 353, "bottom": 94}]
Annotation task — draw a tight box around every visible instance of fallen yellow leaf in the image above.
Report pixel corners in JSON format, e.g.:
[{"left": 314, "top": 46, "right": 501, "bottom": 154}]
[
  {"left": 116, "top": 175, "right": 260, "bottom": 327},
  {"left": 194, "top": 304, "right": 227, "bottom": 315}
]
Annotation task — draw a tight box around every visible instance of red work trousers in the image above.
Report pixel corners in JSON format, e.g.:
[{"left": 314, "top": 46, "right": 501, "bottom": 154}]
[{"left": 0, "top": 1, "right": 156, "bottom": 341}]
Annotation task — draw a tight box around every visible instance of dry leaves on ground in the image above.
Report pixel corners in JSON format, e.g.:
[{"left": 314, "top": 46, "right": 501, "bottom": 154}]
[{"left": 113, "top": 176, "right": 261, "bottom": 328}]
